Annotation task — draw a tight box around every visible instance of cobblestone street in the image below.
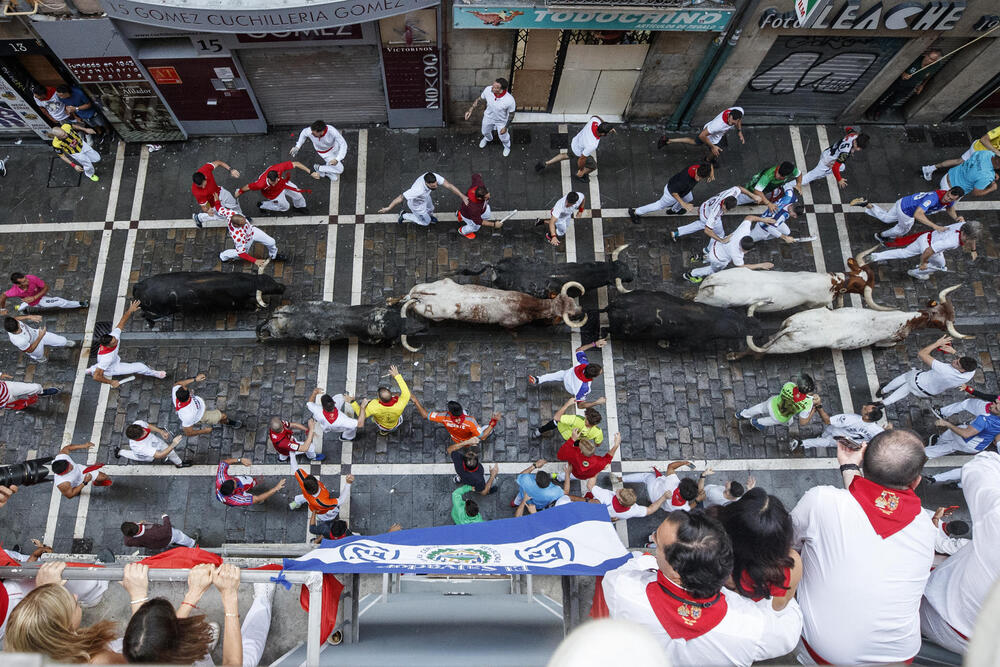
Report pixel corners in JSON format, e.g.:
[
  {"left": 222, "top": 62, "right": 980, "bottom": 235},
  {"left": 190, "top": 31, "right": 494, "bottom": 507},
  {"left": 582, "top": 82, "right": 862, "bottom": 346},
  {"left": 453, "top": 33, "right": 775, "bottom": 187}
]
[{"left": 0, "top": 120, "right": 995, "bottom": 554}]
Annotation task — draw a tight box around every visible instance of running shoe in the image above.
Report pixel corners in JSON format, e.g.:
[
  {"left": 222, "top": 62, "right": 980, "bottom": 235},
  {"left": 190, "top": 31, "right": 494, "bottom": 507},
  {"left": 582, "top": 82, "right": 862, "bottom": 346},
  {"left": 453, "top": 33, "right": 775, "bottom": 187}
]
[
  {"left": 848, "top": 197, "right": 868, "bottom": 207},
  {"left": 683, "top": 271, "right": 703, "bottom": 284},
  {"left": 921, "top": 165, "right": 935, "bottom": 182},
  {"left": 479, "top": 137, "right": 489, "bottom": 149},
  {"left": 628, "top": 208, "right": 640, "bottom": 224}
]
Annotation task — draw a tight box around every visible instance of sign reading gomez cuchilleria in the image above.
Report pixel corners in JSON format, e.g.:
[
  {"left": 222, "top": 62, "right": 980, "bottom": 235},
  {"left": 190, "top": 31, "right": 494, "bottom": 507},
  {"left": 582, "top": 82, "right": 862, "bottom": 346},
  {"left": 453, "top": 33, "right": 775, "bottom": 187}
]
[{"left": 100, "top": 0, "right": 439, "bottom": 32}]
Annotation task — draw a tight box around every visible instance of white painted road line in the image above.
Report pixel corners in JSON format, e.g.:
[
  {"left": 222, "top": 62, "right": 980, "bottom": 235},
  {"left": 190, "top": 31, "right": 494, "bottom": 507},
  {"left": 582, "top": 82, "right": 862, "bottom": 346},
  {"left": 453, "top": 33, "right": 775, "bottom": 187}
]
[{"left": 104, "top": 141, "right": 126, "bottom": 223}]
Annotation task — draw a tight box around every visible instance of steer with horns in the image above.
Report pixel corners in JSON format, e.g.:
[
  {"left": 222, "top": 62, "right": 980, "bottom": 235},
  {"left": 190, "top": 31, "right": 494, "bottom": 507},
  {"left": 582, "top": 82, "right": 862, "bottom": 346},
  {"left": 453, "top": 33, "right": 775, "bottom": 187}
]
[
  {"left": 450, "top": 244, "right": 635, "bottom": 297},
  {"left": 394, "top": 278, "right": 587, "bottom": 351},
  {"left": 132, "top": 271, "right": 286, "bottom": 326},
  {"left": 692, "top": 254, "right": 881, "bottom": 313},
  {"left": 727, "top": 285, "right": 971, "bottom": 359},
  {"left": 256, "top": 302, "right": 428, "bottom": 346}
]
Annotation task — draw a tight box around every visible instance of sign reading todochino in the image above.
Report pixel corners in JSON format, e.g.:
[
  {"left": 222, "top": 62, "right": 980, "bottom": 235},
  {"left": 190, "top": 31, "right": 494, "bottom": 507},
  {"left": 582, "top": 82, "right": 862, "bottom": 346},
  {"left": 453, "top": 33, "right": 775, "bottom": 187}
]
[
  {"left": 283, "top": 503, "right": 631, "bottom": 575},
  {"left": 100, "top": 0, "right": 439, "bottom": 33},
  {"left": 452, "top": 6, "right": 733, "bottom": 32}
]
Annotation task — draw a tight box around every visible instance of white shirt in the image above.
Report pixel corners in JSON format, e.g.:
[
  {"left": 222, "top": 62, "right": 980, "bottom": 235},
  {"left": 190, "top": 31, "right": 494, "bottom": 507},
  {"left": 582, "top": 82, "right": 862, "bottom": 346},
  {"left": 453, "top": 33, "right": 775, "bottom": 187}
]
[
  {"left": 703, "top": 484, "right": 734, "bottom": 508},
  {"left": 52, "top": 453, "right": 84, "bottom": 490},
  {"left": 96, "top": 327, "right": 123, "bottom": 372},
  {"left": 403, "top": 172, "right": 445, "bottom": 203},
  {"left": 294, "top": 124, "right": 347, "bottom": 161},
  {"left": 825, "top": 413, "right": 885, "bottom": 442},
  {"left": 927, "top": 222, "right": 964, "bottom": 255},
  {"left": 914, "top": 359, "right": 975, "bottom": 396},
  {"left": 552, "top": 192, "right": 585, "bottom": 220},
  {"left": 821, "top": 132, "right": 859, "bottom": 165},
  {"left": 481, "top": 86, "right": 515, "bottom": 126},
  {"left": 791, "top": 485, "right": 935, "bottom": 663},
  {"left": 589, "top": 485, "right": 647, "bottom": 520},
  {"left": 702, "top": 107, "right": 742, "bottom": 145},
  {"left": 570, "top": 116, "right": 602, "bottom": 157},
  {"left": 127, "top": 420, "right": 167, "bottom": 459},
  {"left": 6, "top": 323, "right": 37, "bottom": 352},
  {"left": 924, "top": 452, "right": 1000, "bottom": 639},
  {"left": 603, "top": 553, "right": 802, "bottom": 667},
  {"left": 699, "top": 186, "right": 741, "bottom": 236},
  {"left": 708, "top": 219, "right": 752, "bottom": 267},
  {"left": 36, "top": 90, "right": 69, "bottom": 121},
  {"left": 173, "top": 385, "right": 206, "bottom": 427}
]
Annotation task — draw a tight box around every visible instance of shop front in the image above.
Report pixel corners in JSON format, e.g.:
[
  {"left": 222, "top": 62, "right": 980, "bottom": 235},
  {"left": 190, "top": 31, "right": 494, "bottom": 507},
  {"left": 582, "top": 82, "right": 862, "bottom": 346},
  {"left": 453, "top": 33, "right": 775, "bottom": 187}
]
[{"left": 451, "top": 4, "right": 734, "bottom": 119}]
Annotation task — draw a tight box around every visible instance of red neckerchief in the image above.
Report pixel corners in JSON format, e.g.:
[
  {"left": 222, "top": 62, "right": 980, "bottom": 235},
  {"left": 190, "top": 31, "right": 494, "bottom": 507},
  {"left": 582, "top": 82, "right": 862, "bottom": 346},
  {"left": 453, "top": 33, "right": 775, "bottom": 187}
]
[
  {"left": 722, "top": 109, "right": 732, "bottom": 124},
  {"left": 590, "top": 121, "right": 601, "bottom": 139},
  {"left": 687, "top": 164, "right": 699, "bottom": 178},
  {"left": 175, "top": 396, "right": 191, "bottom": 410},
  {"left": 610, "top": 496, "right": 631, "bottom": 514},
  {"left": 737, "top": 567, "right": 790, "bottom": 602},
  {"left": 317, "top": 127, "right": 328, "bottom": 138},
  {"left": 934, "top": 189, "right": 951, "bottom": 206},
  {"left": 135, "top": 427, "right": 150, "bottom": 441},
  {"left": 493, "top": 91, "right": 506, "bottom": 100},
  {"left": 323, "top": 408, "right": 339, "bottom": 423},
  {"left": 645, "top": 571, "right": 727, "bottom": 640},
  {"left": 379, "top": 396, "right": 399, "bottom": 407},
  {"left": 98, "top": 340, "right": 118, "bottom": 355},
  {"left": 573, "top": 365, "right": 590, "bottom": 382},
  {"left": 848, "top": 476, "right": 922, "bottom": 539},
  {"left": 671, "top": 488, "right": 687, "bottom": 507},
  {"left": 134, "top": 525, "right": 146, "bottom": 537},
  {"left": 792, "top": 387, "right": 807, "bottom": 402},
  {"left": 461, "top": 460, "right": 480, "bottom": 473}
]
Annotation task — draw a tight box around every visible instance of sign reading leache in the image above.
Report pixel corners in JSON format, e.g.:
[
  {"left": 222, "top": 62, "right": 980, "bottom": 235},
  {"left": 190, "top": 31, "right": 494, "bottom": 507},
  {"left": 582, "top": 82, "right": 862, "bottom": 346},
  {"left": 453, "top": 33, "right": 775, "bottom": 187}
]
[
  {"left": 453, "top": 6, "right": 733, "bottom": 32},
  {"left": 100, "top": 0, "right": 439, "bottom": 33}
]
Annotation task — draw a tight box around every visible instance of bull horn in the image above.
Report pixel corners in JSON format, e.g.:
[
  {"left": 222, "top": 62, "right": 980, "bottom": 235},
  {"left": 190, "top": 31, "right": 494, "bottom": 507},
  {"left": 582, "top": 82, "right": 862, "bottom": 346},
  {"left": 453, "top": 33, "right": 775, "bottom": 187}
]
[
  {"left": 610, "top": 244, "right": 629, "bottom": 262},
  {"left": 562, "top": 311, "right": 588, "bottom": 328},
  {"left": 937, "top": 284, "right": 962, "bottom": 303},
  {"left": 560, "top": 281, "right": 585, "bottom": 297},
  {"left": 855, "top": 246, "right": 878, "bottom": 266},
  {"left": 255, "top": 290, "right": 267, "bottom": 308},
  {"left": 400, "top": 300, "right": 413, "bottom": 319},
  {"left": 615, "top": 277, "right": 632, "bottom": 294},
  {"left": 945, "top": 319, "right": 974, "bottom": 340},
  {"left": 863, "top": 285, "right": 894, "bottom": 312},
  {"left": 399, "top": 334, "right": 421, "bottom": 352},
  {"left": 746, "top": 335, "right": 768, "bottom": 354}
]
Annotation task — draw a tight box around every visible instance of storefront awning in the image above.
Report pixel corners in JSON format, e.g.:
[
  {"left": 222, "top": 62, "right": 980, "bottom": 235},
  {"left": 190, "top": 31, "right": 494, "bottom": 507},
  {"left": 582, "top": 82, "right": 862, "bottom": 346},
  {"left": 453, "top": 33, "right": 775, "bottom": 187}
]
[{"left": 99, "top": 0, "right": 440, "bottom": 33}]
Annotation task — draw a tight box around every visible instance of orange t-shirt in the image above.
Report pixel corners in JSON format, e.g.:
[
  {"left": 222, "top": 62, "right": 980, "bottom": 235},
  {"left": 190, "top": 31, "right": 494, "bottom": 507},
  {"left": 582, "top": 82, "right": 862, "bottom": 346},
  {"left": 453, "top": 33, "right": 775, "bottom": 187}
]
[
  {"left": 294, "top": 469, "right": 338, "bottom": 515},
  {"left": 428, "top": 412, "right": 482, "bottom": 443}
]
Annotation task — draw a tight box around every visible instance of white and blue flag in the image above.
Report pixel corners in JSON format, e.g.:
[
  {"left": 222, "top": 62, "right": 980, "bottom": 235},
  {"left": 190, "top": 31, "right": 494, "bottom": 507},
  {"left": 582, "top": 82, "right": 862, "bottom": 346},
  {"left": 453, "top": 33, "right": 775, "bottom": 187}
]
[{"left": 283, "top": 503, "right": 630, "bottom": 575}]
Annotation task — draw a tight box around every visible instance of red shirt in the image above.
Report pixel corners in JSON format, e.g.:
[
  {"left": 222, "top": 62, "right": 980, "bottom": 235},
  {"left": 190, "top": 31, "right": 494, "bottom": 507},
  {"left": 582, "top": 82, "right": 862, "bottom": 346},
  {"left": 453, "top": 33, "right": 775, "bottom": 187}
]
[
  {"left": 191, "top": 163, "right": 220, "bottom": 206},
  {"left": 268, "top": 420, "right": 298, "bottom": 456},
  {"left": 556, "top": 437, "right": 612, "bottom": 479},
  {"left": 458, "top": 173, "right": 489, "bottom": 224},
  {"left": 247, "top": 161, "right": 295, "bottom": 200}
]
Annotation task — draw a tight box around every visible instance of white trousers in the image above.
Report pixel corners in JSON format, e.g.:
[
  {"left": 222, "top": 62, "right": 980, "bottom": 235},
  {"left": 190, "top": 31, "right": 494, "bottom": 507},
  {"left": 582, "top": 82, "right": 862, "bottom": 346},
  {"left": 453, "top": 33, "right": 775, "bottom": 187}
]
[
  {"left": 801, "top": 424, "right": 858, "bottom": 449},
  {"left": 800, "top": 157, "right": 840, "bottom": 186},
  {"left": 260, "top": 186, "right": 306, "bottom": 212},
  {"left": 69, "top": 143, "right": 101, "bottom": 178},
  {"left": 866, "top": 200, "right": 915, "bottom": 238},
  {"left": 170, "top": 527, "right": 196, "bottom": 548},
  {"left": 240, "top": 592, "right": 274, "bottom": 667},
  {"left": 118, "top": 445, "right": 183, "bottom": 465},
  {"left": 18, "top": 296, "right": 82, "bottom": 310},
  {"left": 740, "top": 399, "right": 784, "bottom": 427},
  {"left": 926, "top": 429, "right": 982, "bottom": 458},
  {"left": 920, "top": 597, "right": 968, "bottom": 654},
  {"left": 881, "top": 369, "right": 935, "bottom": 406},
  {"left": 86, "top": 359, "right": 159, "bottom": 378},
  {"left": 749, "top": 221, "right": 790, "bottom": 242},
  {"left": 458, "top": 205, "right": 492, "bottom": 236},
  {"left": 317, "top": 156, "right": 345, "bottom": 181},
  {"left": 636, "top": 186, "right": 691, "bottom": 216},
  {"left": 677, "top": 217, "right": 723, "bottom": 239},
  {"left": 942, "top": 397, "right": 989, "bottom": 418},
  {"left": 293, "top": 495, "right": 340, "bottom": 521},
  {"left": 403, "top": 195, "right": 435, "bottom": 226},
  {"left": 307, "top": 394, "right": 357, "bottom": 440},
  {"left": 537, "top": 368, "right": 579, "bottom": 397},
  {"left": 220, "top": 227, "right": 278, "bottom": 262},
  {"left": 622, "top": 472, "right": 669, "bottom": 501},
  {"left": 22, "top": 331, "right": 70, "bottom": 361},
  {"left": 196, "top": 187, "right": 242, "bottom": 224},
  {"left": 482, "top": 120, "right": 511, "bottom": 149},
  {"left": 551, "top": 214, "right": 572, "bottom": 237},
  {"left": 870, "top": 242, "right": 947, "bottom": 277},
  {"left": 691, "top": 247, "right": 730, "bottom": 278},
  {"left": 278, "top": 441, "right": 321, "bottom": 474},
  {"left": 3, "top": 380, "right": 42, "bottom": 401}
]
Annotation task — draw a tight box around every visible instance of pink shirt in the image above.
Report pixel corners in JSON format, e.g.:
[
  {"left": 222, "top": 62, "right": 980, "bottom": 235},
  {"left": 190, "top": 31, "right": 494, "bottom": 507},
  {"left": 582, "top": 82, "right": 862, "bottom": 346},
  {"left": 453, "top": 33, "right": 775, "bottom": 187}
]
[{"left": 5, "top": 275, "right": 46, "bottom": 305}]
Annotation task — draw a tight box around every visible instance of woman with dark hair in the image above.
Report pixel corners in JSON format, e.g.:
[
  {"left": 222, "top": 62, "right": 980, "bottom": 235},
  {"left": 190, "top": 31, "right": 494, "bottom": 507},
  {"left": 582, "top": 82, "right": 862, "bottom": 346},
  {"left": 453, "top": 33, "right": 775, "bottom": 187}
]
[{"left": 717, "top": 487, "right": 802, "bottom": 611}]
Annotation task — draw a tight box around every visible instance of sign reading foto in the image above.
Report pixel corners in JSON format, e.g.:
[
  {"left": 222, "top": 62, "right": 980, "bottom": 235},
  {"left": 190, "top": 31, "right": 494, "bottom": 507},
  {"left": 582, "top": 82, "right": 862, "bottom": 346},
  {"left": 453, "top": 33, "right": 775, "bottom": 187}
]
[{"left": 453, "top": 6, "right": 734, "bottom": 31}]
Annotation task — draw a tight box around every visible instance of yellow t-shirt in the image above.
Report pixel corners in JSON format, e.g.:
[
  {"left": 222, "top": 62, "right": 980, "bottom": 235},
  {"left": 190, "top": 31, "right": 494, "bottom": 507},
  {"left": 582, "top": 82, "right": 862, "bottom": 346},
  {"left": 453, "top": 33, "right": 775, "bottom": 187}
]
[
  {"left": 556, "top": 414, "right": 604, "bottom": 444},
  {"left": 364, "top": 374, "right": 410, "bottom": 429},
  {"left": 51, "top": 124, "right": 85, "bottom": 155},
  {"left": 972, "top": 126, "right": 1000, "bottom": 153}
]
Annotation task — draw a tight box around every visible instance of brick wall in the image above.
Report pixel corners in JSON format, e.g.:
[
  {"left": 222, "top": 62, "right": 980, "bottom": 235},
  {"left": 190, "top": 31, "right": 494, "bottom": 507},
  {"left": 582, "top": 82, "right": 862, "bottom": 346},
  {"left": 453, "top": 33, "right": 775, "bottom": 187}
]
[{"left": 445, "top": 25, "right": 514, "bottom": 124}]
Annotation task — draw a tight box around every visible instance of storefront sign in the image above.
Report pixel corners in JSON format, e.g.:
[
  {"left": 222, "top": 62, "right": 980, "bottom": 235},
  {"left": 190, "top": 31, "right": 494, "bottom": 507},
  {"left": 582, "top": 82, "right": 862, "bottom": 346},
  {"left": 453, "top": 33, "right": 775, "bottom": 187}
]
[
  {"left": 0, "top": 76, "right": 51, "bottom": 139},
  {"left": 795, "top": 0, "right": 832, "bottom": 27},
  {"left": 453, "top": 6, "right": 733, "bottom": 31},
  {"left": 0, "top": 39, "right": 50, "bottom": 55},
  {"left": 760, "top": 1, "right": 970, "bottom": 31},
  {"left": 235, "top": 26, "right": 363, "bottom": 42},
  {"left": 382, "top": 45, "right": 441, "bottom": 109},
  {"left": 100, "top": 0, "right": 440, "bottom": 33},
  {"left": 64, "top": 57, "right": 145, "bottom": 83}
]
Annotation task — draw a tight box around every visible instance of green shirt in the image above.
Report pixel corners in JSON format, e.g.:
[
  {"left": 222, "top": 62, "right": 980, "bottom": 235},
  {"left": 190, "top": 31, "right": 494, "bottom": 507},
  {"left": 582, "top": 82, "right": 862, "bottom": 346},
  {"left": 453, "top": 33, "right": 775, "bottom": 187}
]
[
  {"left": 451, "top": 484, "right": 484, "bottom": 525},
  {"left": 747, "top": 164, "right": 799, "bottom": 193},
  {"left": 556, "top": 414, "right": 604, "bottom": 443},
  {"left": 768, "top": 382, "right": 813, "bottom": 424}
]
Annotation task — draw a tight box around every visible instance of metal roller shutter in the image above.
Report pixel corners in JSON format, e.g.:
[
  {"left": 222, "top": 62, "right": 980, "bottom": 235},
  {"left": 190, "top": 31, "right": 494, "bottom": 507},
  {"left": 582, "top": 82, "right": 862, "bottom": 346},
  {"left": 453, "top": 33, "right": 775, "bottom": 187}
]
[
  {"left": 735, "top": 36, "right": 906, "bottom": 123},
  {"left": 238, "top": 46, "right": 387, "bottom": 126}
]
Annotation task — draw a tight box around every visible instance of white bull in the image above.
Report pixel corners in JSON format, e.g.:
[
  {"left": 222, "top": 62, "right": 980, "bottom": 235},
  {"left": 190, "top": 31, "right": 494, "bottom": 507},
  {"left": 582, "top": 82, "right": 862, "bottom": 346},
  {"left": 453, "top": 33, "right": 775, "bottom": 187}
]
[
  {"left": 693, "top": 256, "right": 885, "bottom": 313},
  {"left": 396, "top": 278, "right": 586, "bottom": 351},
  {"left": 727, "top": 285, "right": 971, "bottom": 358}
]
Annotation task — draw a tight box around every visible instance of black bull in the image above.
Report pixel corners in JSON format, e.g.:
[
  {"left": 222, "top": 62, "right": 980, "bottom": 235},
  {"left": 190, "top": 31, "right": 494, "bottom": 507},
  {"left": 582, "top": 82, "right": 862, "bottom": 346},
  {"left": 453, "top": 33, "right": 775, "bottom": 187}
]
[
  {"left": 256, "top": 302, "right": 428, "bottom": 345},
  {"left": 599, "top": 291, "right": 765, "bottom": 345},
  {"left": 132, "top": 272, "right": 286, "bottom": 325},
  {"left": 451, "top": 245, "right": 634, "bottom": 298}
]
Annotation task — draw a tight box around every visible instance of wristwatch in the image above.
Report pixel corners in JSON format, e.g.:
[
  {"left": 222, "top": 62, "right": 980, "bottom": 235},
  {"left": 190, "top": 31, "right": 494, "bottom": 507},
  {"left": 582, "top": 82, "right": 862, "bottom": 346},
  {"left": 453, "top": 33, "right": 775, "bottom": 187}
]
[{"left": 839, "top": 463, "right": 861, "bottom": 473}]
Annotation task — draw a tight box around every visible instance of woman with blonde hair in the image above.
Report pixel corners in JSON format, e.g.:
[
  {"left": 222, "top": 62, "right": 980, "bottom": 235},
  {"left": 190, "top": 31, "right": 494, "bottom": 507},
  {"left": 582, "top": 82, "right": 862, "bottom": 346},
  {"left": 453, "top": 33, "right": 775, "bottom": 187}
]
[{"left": 5, "top": 579, "right": 122, "bottom": 663}]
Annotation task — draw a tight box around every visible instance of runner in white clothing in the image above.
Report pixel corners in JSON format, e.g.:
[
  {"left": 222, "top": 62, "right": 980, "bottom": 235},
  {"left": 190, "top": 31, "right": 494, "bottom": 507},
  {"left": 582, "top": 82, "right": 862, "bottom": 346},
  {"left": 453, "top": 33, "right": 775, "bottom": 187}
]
[
  {"left": 791, "top": 432, "right": 935, "bottom": 664},
  {"left": 790, "top": 402, "right": 885, "bottom": 452},
  {"left": 603, "top": 512, "right": 802, "bottom": 667},
  {"left": 4, "top": 314, "right": 74, "bottom": 362},
  {"left": 537, "top": 191, "right": 585, "bottom": 246},
  {"left": 622, "top": 461, "right": 703, "bottom": 512},
  {"left": 684, "top": 219, "right": 773, "bottom": 283},
  {"left": 800, "top": 129, "right": 870, "bottom": 188},
  {"left": 305, "top": 387, "right": 361, "bottom": 442},
  {"left": 465, "top": 77, "right": 516, "bottom": 157},
  {"left": 586, "top": 478, "right": 670, "bottom": 520},
  {"left": 378, "top": 172, "right": 468, "bottom": 226},
  {"left": 535, "top": 116, "right": 615, "bottom": 182},
  {"left": 659, "top": 106, "right": 745, "bottom": 158},
  {"left": 701, "top": 470, "right": 754, "bottom": 508},
  {"left": 290, "top": 120, "right": 348, "bottom": 182},
  {"left": 172, "top": 372, "right": 241, "bottom": 436},
  {"left": 877, "top": 335, "right": 977, "bottom": 407},
  {"left": 673, "top": 185, "right": 772, "bottom": 243},
  {"left": 865, "top": 220, "right": 979, "bottom": 280},
  {"left": 921, "top": 452, "right": 1000, "bottom": 654},
  {"left": 86, "top": 301, "right": 165, "bottom": 387},
  {"left": 116, "top": 420, "right": 191, "bottom": 468},
  {"left": 0, "top": 373, "right": 60, "bottom": 409}
]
